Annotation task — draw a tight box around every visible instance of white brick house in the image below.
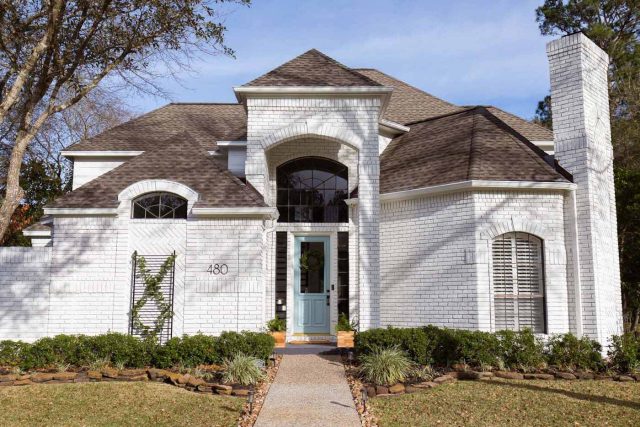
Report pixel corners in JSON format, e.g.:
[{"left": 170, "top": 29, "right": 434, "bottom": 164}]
[{"left": 0, "top": 33, "right": 623, "bottom": 346}]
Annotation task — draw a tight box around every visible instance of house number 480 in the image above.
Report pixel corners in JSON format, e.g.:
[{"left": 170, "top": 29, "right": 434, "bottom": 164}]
[{"left": 207, "top": 264, "right": 228, "bottom": 275}]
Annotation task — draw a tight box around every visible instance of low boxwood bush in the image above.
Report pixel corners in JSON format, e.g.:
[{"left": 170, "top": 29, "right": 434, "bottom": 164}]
[
  {"left": 153, "top": 334, "right": 217, "bottom": 368},
  {"left": 495, "top": 329, "right": 545, "bottom": 371},
  {"left": 0, "top": 331, "right": 275, "bottom": 371},
  {"left": 545, "top": 333, "right": 603, "bottom": 371},
  {"left": 355, "top": 327, "right": 434, "bottom": 365},
  {"left": 433, "top": 328, "right": 500, "bottom": 368},
  {"left": 608, "top": 333, "right": 640, "bottom": 373},
  {"left": 0, "top": 340, "right": 31, "bottom": 367},
  {"left": 217, "top": 331, "right": 275, "bottom": 363}
]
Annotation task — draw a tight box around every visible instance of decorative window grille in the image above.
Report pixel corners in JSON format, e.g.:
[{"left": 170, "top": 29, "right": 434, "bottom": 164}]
[
  {"left": 276, "top": 157, "right": 348, "bottom": 223},
  {"left": 132, "top": 192, "right": 187, "bottom": 219},
  {"left": 492, "top": 232, "right": 546, "bottom": 333},
  {"left": 129, "top": 253, "right": 176, "bottom": 343}
]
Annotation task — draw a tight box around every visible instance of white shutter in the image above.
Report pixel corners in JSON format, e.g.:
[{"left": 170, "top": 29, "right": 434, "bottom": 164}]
[{"left": 492, "top": 232, "right": 545, "bottom": 333}]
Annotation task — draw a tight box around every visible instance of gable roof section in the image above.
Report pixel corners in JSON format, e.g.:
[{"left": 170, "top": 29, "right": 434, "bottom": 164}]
[
  {"left": 65, "top": 103, "right": 246, "bottom": 152},
  {"left": 355, "top": 68, "right": 463, "bottom": 124},
  {"left": 50, "top": 132, "right": 266, "bottom": 209},
  {"left": 243, "top": 49, "right": 382, "bottom": 87},
  {"left": 379, "top": 107, "right": 568, "bottom": 194}
]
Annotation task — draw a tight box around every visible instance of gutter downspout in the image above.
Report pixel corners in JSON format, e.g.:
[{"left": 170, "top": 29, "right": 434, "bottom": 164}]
[{"left": 568, "top": 188, "right": 583, "bottom": 337}]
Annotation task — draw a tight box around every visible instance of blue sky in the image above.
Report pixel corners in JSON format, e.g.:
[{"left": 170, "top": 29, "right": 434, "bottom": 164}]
[{"left": 130, "top": 0, "right": 554, "bottom": 120}]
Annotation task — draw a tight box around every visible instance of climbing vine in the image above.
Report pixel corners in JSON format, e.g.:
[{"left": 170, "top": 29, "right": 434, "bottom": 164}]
[{"left": 130, "top": 251, "right": 176, "bottom": 340}]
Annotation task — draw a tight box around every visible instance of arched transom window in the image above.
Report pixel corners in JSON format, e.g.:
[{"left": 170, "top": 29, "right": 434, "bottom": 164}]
[
  {"left": 492, "top": 232, "right": 546, "bottom": 333},
  {"left": 132, "top": 192, "right": 188, "bottom": 219},
  {"left": 276, "top": 157, "right": 348, "bottom": 223}
]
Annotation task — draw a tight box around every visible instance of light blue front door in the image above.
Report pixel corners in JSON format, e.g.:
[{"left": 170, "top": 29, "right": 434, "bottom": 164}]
[{"left": 294, "top": 236, "right": 330, "bottom": 334}]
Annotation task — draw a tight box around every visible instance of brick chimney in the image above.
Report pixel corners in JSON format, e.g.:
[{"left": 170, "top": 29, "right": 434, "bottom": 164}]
[{"left": 547, "top": 33, "right": 623, "bottom": 344}]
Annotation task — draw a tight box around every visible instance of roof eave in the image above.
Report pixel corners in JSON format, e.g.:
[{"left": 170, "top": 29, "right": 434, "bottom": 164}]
[{"left": 233, "top": 86, "right": 393, "bottom": 118}]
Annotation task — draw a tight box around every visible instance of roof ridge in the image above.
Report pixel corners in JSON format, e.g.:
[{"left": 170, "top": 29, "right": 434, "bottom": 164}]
[
  {"left": 305, "top": 49, "right": 382, "bottom": 86},
  {"left": 484, "top": 105, "right": 554, "bottom": 138},
  {"left": 168, "top": 102, "right": 241, "bottom": 106},
  {"left": 403, "top": 106, "right": 477, "bottom": 126}
]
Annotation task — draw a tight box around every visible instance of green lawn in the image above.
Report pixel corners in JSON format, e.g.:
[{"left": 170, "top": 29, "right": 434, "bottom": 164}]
[
  {"left": 0, "top": 382, "right": 244, "bottom": 426},
  {"left": 370, "top": 379, "right": 640, "bottom": 427}
]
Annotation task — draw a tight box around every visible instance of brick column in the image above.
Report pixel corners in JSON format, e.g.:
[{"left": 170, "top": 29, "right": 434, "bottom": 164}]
[
  {"left": 358, "top": 145, "right": 381, "bottom": 330},
  {"left": 547, "top": 33, "right": 623, "bottom": 344}
]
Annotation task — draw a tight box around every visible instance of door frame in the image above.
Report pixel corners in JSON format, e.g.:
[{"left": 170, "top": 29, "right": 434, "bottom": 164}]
[{"left": 293, "top": 235, "right": 331, "bottom": 334}]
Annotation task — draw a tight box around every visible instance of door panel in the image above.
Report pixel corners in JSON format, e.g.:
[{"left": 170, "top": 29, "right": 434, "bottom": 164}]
[{"left": 294, "top": 236, "right": 330, "bottom": 334}]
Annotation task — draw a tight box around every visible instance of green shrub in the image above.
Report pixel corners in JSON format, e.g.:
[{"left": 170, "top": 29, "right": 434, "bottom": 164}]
[
  {"left": 433, "top": 329, "right": 500, "bottom": 368},
  {"left": 546, "top": 333, "right": 603, "bottom": 371},
  {"left": 495, "top": 329, "right": 546, "bottom": 371},
  {"left": 21, "top": 335, "right": 87, "bottom": 370},
  {"left": 88, "top": 333, "right": 155, "bottom": 368},
  {"left": 266, "top": 318, "right": 286, "bottom": 332},
  {"left": 355, "top": 327, "right": 433, "bottom": 365},
  {"left": 217, "top": 331, "right": 274, "bottom": 363},
  {"left": 0, "top": 340, "right": 31, "bottom": 367},
  {"left": 222, "top": 353, "right": 265, "bottom": 386},
  {"left": 608, "top": 333, "right": 640, "bottom": 373},
  {"left": 358, "top": 346, "right": 414, "bottom": 386}
]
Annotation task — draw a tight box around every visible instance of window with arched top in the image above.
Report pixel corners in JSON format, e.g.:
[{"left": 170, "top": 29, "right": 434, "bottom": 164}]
[
  {"left": 132, "top": 192, "right": 188, "bottom": 219},
  {"left": 276, "top": 157, "right": 348, "bottom": 223},
  {"left": 492, "top": 232, "right": 546, "bottom": 333}
]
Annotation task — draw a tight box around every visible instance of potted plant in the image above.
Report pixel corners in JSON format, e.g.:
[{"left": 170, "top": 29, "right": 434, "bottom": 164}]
[
  {"left": 266, "top": 318, "right": 286, "bottom": 348},
  {"left": 336, "top": 313, "right": 356, "bottom": 348}
]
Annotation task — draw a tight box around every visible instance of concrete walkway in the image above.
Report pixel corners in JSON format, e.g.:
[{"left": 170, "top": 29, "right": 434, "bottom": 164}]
[{"left": 255, "top": 345, "right": 360, "bottom": 427}]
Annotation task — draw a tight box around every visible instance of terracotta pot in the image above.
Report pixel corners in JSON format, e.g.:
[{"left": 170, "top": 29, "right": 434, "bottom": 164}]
[
  {"left": 270, "top": 331, "right": 286, "bottom": 348},
  {"left": 337, "top": 331, "right": 355, "bottom": 348}
]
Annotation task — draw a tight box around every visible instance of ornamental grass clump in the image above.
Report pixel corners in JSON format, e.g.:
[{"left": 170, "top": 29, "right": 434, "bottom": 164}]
[
  {"left": 358, "top": 346, "right": 413, "bottom": 386},
  {"left": 222, "top": 353, "right": 265, "bottom": 386}
]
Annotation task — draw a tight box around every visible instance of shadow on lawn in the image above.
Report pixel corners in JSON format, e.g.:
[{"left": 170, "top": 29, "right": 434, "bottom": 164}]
[{"left": 482, "top": 380, "right": 640, "bottom": 411}]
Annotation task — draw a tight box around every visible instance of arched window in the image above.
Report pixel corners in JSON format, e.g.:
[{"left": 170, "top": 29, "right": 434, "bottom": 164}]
[
  {"left": 492, "top": 232, "right": 546, "bottom": 333},
  {"left": 132, "top": 192, "right": 188, "bottom": 219},
  {"left": 276, "top": 157, "right": 348, "bottom": 223}
]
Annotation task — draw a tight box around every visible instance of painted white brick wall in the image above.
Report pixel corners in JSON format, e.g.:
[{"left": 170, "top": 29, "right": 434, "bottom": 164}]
[
  {"left": 380, "top": 190, "right": 571, "bottom": 334},
  {"left": 183, "top": 219, "right": 265, "bottom": 335},
  {"left": 547, "top": 33, "right": 623, "bottom": 344},
  {"left": 245, "top": 96, "right": 382, "bottom": 330},
  {"left": 380, "top": 192, "right": 478, "bottom": 328},
  {"left": 473, "top": 191, "right": 570, "bottom": 334},
  {"left": 0, "top": 248, "right": 51, "bottom": 341}
]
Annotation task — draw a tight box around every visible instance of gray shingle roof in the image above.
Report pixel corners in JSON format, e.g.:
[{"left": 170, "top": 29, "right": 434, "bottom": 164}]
[
  {"left": 379, "top": 107, "right": 568, "bottom": 194},
  {"left": 243, "top": 49, "right": 382, "bottom": 87},
  {"left": 66, "top": 103, "right": 246, "bottom": 152},
  {"left": 355, "top": 68, "right": 463, "bottom": 124},
  {"left": 50, "top": 132, "right": 265, "bottom": 209}
]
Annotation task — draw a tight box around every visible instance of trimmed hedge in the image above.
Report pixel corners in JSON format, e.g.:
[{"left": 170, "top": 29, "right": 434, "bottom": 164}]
[
  {"left": 355, "top": 326, "right": 628, "bottom": 373},
  {"left": 0, "top": 331, "right": 275, "bottom": 371}
]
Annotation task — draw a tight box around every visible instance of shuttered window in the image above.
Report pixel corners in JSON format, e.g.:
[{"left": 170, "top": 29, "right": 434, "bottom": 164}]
[{"left": 492, "top": 232, "right": 546, "bottom": 333}]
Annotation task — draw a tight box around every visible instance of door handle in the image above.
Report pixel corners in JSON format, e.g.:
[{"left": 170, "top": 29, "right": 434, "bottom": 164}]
[{"left": 326, "top": 294, "right": 330, "bottom": 306}]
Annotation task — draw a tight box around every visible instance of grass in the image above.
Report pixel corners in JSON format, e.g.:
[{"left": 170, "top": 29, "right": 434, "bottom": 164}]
[
  {"left": 370, "top": 379, "right": 640, "bottom": 426},
  {"left": 0, "top": 382, "right": 244, "bottom": 426}
]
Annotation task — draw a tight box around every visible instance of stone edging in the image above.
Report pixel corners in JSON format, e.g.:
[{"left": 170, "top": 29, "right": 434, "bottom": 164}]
[
  {"left": 0, "top": 362, "right": 284, "bottom": 401},
  {"left": 360, "top": 370, "right": 640, "bottom": 398}
]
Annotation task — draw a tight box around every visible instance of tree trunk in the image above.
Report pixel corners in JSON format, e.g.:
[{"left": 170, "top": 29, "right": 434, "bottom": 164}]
[{"left": 0, "top": 132, "right": 32, "bottom": 242}]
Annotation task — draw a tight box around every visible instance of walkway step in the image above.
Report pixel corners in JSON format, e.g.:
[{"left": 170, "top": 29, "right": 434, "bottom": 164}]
[{"left": 255, "top": 352, "right": 360, "bottom": 427}]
